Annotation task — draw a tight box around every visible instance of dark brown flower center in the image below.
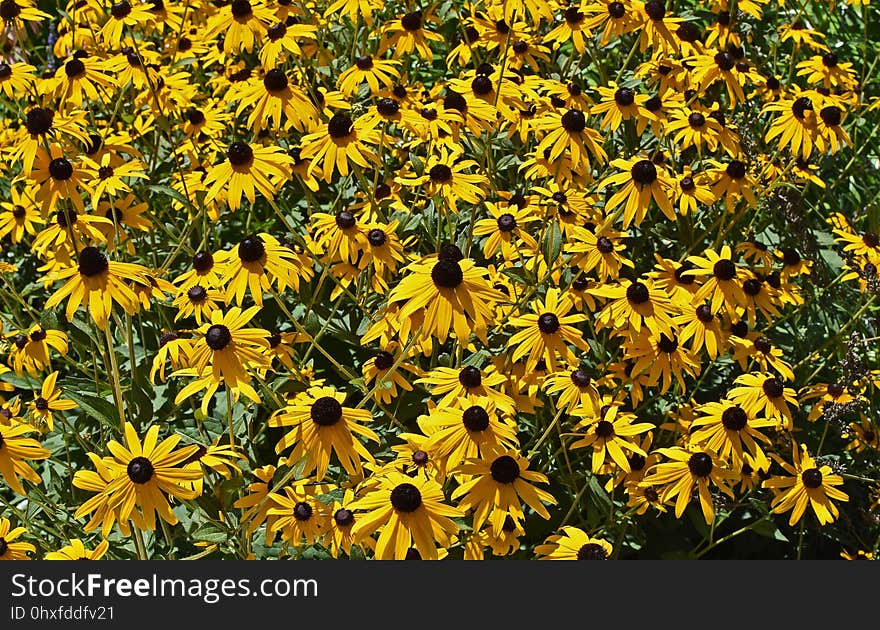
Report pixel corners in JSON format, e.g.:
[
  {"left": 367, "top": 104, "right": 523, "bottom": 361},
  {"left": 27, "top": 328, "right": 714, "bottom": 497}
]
[
  {"left": 401, "top": 10, "right": 422, "bottom": 31},
  {"left": 227, "top": 142, "right": 253, "bottom": 166},
  {"left": 538, "top": 312, "right": 560, "bottom": 334},
  {"left": 205, "top": 324, "right": 232, "bottom": 350},
  {"left": 127, "top": 456, "right": 154, "bottom": 484},
  {"left": 25, "top": 107, "right": 54, "bottom": 135},
  {"left": 721, "top": 405, "right": 748, "bottom": 431},
  {"left": 713, "top": 259, "right": 736, "bottom": 280},
  {"left": 688, "top": 452, "right": 713, "bottom": 477},
  {"left": 657, "top": 333, "right": 678, "bottom": 353},
  {"left": 373, "top": 350, "right": 394, "bottom": 371},
  {"left": 490, "top": 455, "right": 520, "bottom": 483},
  {"left": 431, "top": 259, "right": 463, "bottom": 288},
  {"left": 462, "top": 405, "right": 490, "bottom": 432},
  {"left": 576, "top": 543, "right": 608, "bottom": 560},
  {"left": 49, "top": 157, "right": 74, "bottom": 181},
  {"left": 193, "top": 251, "right": 214, "bottom": 272},
  {"left": 458, "top": 365, "right": 482, "bottom": 388},
  {"left": 310, "top": 396, "right": 343, "bottom": 426},
  {"left": 801, "top": 468, "right": 823, "bottom": 489},
  {"left": 631, "top": 160, "right": 657, "bottom": 185},
  {"left": 34, "top": 396, "right": 49, "bottom": 411},
  {"left": 78, "top": 246, "right": 109, "bottom": 277},
  {"left": 390, "top": 482, "right": 422, "bottom": 512},
  {"left": 626, "top": 281, "right": 650, "bottom": 304},
  {"left": 429, "top": 164, "right": 452, "bottom": 183},
  {"left": 334, "top": 508, "right": 354, "bottom": 527},
  {"left": 762, "top": 377, "right": 784, "bottom": 399},
  {"left": 238, "top": 235, "right": 265, "bottom": 262},
  {"left": 497, "top": 213, "right": 517, "bottom": 232},
  {"left": 614, "top": 87, "right": 635, "bottom": 106},
  {"left": 561, "top": 109, "right": 586, "bottom": 132},
  {"left": 335, "top": 210, "right": 356, "bottom": 229},
  {"left": 327, "top": 113, "right": 354, "bottom": 139},
  {"left": 263, "top": 68, "right": 287, "bottom": 92},
  {"left": 293, "top": 502, "right": 313, "bottom": 521}
]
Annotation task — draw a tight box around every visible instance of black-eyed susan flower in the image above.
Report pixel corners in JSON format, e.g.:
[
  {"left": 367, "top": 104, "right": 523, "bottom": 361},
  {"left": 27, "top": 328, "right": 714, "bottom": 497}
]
[
  {"left": 763, "top": 443, "right": 849, "bottom": 526},
  {"left": 599, "top": 155, "right": 676, "bottom": 228},
  {"left": 569, "top": 405, "right": 654, "bottom": 473},
  {"left": 203, "top": 141, "right": 293, "bottom": 211},
  {"left": 508, "top": 287, "right": 589, "bottom": 372},
  {"left": 452, "top": 447, "right": 556, "bottom": 535},
  {"left": 7, "top": 326, "right": 68, "bottom": 377},
  {"left": 641, "top": 446, "right": 736, "bottom": 525},
  {"left": 217, "top": 233, "right": 311, "bottom": 306},
  {"left": 535, "top": 526, "right": 612, "bottom": 560},
  {"left": 79, "top": 423, "right": 202, "bottom": 532},
  {"left": 337, "top": 55, "right": 401, "bottom": 96},
  {"left": 0, "top": 518, "right": 35, "bottom": 560},
  {"left": 689, "top": 400, "right": 776, "bottom": 470},
  {"left": 174, "top": 305, "right": 269, "bottom": 411},
  {"left": 350, "top": 470, "right": 462, "bottom": 560},
  {"left": 300, "top": 112, "right": 381, "bottom": 182},
  {"left": 43, "top": 246, "right": 151, "bottom": 329},
  {"left": 45, "top": 538, "right": 110, "bottom": 560},
  {"left": 26, "top": 371, "right": 75, "bottom": 432},
  {"left": 0, "top": 420, "right": 50, "bottom": 495},
  {"left": 270, "top": 385, "right": 378, "bottom": 481},
  {"left": 416, "top": 362, "right": 515, "bottom": 413},
  {"left": 388, "top": 248, "right": 505, "bottom": 344},
  {"left": 419, "top": 396, "right": 519, "bottom": 474},
  {"left": 727, "top": 372, "right": 798, "bottom": 428},
  {"left": 268, "top": 481, "right": 330, "bottom": 547}
]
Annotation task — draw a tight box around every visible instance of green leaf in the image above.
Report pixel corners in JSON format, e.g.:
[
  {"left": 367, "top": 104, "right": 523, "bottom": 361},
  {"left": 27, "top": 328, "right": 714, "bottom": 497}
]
[
  {"left": 65, "top": 391, "right": 122, "bottom": 430},
  {"left": 192, "top": 525, "right": 228, "bottom": 544},
  {"left": 542, "top": 219, "right": 563, "bottom": 266}
]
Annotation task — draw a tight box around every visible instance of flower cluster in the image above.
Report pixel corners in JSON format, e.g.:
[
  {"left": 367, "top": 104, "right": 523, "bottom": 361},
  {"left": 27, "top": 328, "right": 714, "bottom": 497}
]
[{"left": 0, "top": 0, "right": 877, "bottom": 561}]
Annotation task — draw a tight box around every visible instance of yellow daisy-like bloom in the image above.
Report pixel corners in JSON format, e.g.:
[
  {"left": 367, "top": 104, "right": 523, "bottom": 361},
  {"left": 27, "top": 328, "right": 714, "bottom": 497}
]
[
  {"left": 233, "top": 465, "right": 279, "bottom": 544},
  {"left": 268, "top": 481, "right": 330, "bottom": 547},
  {"left": 543, "top": 365, "right": 601, "bottom": 412},
  {"left": 763, "top": 443, "right": 849, "bottom": 526},
  {"left": 203, "top": 141, "right": 293, "bottom": 211},
  {"left": 591, "top": 277, "right": 676, "bottom": 338},
  {"left": 396, "top": 154, "right": 488, "bottom": 215},
  {"left": 640, "top": 446, "right": 737, "bottom": 525},
  {"left": 451, "top": 447, "right": 556, "bottom": 535},
  {"left": 324, "top": 489, "right": 374, "bottom": 559},
  {"left": 544, "top": 3, "right": 593, "bottom": 53},
  {"left": 534, "top": 107, "right": 607, "bottom": 172},
  {"left": 626, "top": 330, "right": 701, "bottom": 394},
  {"left": 7, "top": 326, "right": 68, "bottom": 377},
  {"left": 350, "top": 470, "right": 463, "bottom": 560},
  {"left": 0, "top": 420, "right": 51, "bottom": 495},
  {"left": 727, "top": 372, "right": 798, "bottom": 428},
  {"left": 0, "top": 185, "right": 43, "bottom": 243},
  {"left": 26, "top": 371, "right": 76, "bottom": 432},
  {"left": 0, "top": 517, "right": 35, "bottom": 560},
  {"left": 172, "top": 284, "right": 224, "bottom": 325},
  {"left": 174, "top": 305, "right": 269, "bottom": 409},
  {"left": 378, "top": 7, "right": 445, "bottom": 60},
  {"left": 299, "top": 112, "right": 381, "bottom": 183},
  {"left": 590, "top": 82, "right": 657, "bottom": 134},
  {"left": 689, "top": 400, "right": 776, "bottom": 470},
  {"left": 269, "top": 385, "right": 378, "bottom": 482},
  {"left": 415, "top": 362, "right": 515, "bottom": 413},
  {"left": 683, "top": 245, "right": 748, "bottom": 314},
  {"left": 337, "top": 55, "right": 401, "bottom": 96},
  {"left": 216, "top": 233, "right": 312, "bottom": 306},
  {"left": 762, "top": 91, "right": 818, "bottom": 158},
  {"left": 419, "top": 395, "right": 519, "bottom": 475},
  {"left": 232, "top": 69, "right": 317, "bottom": 133},
  {"left": 568, "top": 404, "right": 654, "bottom": 473},
  {"left": 43, "top": 246, "right": 152, "bottom": 329},
  {"left": 472, "top": 202, "right": 539, "bottom": 260},
  {"left": 535, "top": 526, "right": 613, "bottom": 560},
  {"left": 508, "top": 287, "right": 589, "bottom": 372},
  {"left": 45, "top": 539, "right": 110, "bottom": 560},
  {"left": 76, "top": 423, "right": 202, "bottom": 532},
  {"left": 388, "top": 250, "right": 505, "bottom": 344},
  {"left": 598, "top": 155, "right": 676, "bottom": 229},
  {"left": 28, "top": 142, "right": 94, "bottom": 214}
]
